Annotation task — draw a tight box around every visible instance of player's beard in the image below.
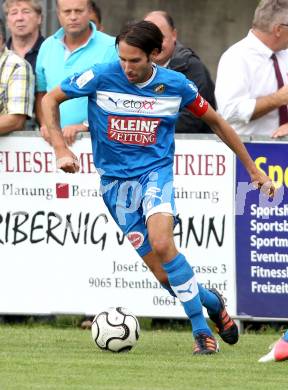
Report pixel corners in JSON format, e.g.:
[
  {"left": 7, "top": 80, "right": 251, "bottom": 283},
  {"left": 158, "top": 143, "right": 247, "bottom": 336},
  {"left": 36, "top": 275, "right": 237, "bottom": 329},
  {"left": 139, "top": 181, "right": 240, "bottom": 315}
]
[{"left": 128, "top": 65, "right": 153, "bottom": 84}]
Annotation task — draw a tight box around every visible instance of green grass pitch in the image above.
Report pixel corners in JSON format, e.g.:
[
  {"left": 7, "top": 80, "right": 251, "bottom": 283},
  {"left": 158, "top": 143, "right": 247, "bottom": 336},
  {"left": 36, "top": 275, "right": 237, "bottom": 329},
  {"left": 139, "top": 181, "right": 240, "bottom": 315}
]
[{"left": 0, "top": 325, "right": 287, "bottom": 390}]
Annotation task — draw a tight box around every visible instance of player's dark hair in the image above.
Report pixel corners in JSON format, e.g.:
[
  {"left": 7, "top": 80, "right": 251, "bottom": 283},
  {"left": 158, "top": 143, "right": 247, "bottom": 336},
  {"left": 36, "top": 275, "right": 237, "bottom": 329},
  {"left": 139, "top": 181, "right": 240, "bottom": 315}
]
[
  {"left": 0, "top": 19, "right": 6, "bottom": 42},
  {"left": 116, "top": 20, "right": 163, "bottom": 57}
]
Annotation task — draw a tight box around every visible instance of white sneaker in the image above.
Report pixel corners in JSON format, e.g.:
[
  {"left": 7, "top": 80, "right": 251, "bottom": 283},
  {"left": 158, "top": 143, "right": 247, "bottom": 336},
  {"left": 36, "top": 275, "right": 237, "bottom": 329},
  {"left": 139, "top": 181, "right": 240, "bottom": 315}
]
[{"left": 258, "top": 337, "right": 288, "bottom": 363}]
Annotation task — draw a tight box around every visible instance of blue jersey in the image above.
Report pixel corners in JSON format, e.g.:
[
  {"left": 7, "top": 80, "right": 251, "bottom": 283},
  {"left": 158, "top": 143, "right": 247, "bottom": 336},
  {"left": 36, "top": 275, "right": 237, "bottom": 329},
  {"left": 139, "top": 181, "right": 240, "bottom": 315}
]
[{"left": 61, "top": 61, "right": 198, "bottom": 179}]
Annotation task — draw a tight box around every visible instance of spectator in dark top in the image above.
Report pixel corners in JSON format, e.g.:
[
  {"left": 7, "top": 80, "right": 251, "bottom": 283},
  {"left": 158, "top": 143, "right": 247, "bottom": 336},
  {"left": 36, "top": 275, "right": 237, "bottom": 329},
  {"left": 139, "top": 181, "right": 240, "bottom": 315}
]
[
  {"left": 3, "top": 0, "right": 44, "bottom": 73},
  {"left": 89, "top": 0, "right": 104, "bottom": 31},
  {"left": 145, "top": 10, "right": 216, "bottom": 134}
]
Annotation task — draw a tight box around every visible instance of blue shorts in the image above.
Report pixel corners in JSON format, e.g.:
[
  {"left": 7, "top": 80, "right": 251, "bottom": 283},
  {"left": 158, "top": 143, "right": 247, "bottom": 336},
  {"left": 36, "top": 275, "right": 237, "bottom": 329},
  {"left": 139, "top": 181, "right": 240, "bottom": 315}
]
[{"left": 100, "top": 165, "right": 177, "bottom": 257}]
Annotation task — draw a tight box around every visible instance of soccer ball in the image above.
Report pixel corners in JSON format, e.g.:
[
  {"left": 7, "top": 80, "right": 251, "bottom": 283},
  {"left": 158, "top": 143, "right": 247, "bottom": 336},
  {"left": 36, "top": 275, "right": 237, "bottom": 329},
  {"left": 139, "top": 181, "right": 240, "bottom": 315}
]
[{"left": 91, "top": 307, "right": 140, "bottom": 352}]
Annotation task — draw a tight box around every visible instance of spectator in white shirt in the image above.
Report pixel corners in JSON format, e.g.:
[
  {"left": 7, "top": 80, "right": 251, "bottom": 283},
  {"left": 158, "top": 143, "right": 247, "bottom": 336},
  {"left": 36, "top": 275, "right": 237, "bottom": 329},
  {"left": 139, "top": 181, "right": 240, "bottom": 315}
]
[{"left": 215, "top": 0, "right": 288, "bottom": 138}]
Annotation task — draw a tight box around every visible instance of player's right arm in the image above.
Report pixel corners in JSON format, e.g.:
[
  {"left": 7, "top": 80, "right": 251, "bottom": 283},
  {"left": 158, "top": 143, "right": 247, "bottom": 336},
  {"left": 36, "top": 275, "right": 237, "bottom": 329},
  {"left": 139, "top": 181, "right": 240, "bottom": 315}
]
[
  {"left": 41, "top": 87, "right": 79, "bottom": 173},
  {"left": 191, "top": 102, "right": 275, "bottom": 197}
]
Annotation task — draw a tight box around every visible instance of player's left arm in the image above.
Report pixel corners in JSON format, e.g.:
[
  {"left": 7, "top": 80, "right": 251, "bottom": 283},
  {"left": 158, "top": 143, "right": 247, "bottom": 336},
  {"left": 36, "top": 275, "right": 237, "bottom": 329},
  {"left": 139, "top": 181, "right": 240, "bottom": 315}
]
[
  {"left": 186, "top": 97, "right": 275, "bottom": 197},
  {"left": 42, "top": 87, "right": 79, "bottom": 173}
]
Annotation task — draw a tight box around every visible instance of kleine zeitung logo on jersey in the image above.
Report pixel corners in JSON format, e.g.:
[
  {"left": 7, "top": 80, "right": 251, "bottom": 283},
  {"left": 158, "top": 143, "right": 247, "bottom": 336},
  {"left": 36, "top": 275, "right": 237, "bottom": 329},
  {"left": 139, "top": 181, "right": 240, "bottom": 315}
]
[{"left": 108, "top": 116, "right": 161, "bottom": 145}]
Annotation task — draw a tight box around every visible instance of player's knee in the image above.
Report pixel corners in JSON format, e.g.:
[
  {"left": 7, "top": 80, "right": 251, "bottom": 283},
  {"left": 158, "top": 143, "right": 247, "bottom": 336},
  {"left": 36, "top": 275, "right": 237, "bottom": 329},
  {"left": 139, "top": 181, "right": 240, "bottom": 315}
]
[{"left": 150, "top": 237, "right": 171, "bottom": 258}]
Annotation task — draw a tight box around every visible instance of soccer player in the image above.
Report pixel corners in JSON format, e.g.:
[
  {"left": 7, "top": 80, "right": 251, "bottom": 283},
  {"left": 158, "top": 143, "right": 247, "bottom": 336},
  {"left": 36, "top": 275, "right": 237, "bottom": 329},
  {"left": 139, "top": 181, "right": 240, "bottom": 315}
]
[
  {"left": 42, "top": 20, "right": 274, "bottom": 355},
  {"left": 259, "top": 330, "right": 288, "bottom": 363}
]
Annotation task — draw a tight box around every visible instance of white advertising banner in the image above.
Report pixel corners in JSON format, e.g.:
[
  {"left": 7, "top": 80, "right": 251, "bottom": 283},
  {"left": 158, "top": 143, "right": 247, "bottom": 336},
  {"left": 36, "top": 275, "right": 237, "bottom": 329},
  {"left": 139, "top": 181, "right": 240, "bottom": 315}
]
[{"left": 0, "top": 134, "right": 235, "bottom": 317}]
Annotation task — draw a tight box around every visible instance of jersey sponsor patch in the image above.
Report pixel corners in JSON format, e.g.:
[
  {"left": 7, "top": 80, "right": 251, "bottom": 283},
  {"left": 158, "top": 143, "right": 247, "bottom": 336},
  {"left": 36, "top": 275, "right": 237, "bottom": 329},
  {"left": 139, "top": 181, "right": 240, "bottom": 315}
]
[
  {"left": 127, "top": 231, "right": 144, "bottom": 250},
  {"left": 108, "top": 115, "right": 160, "bottom": 145},
  {"left": 97, "top": 91, "right": 181, "bottom": 116},
  {"left": 76, "top": 69, "right": 94, "bottom": 88},
  {"left": 187, "top": 93, "right": 208, "bottom": 117}
]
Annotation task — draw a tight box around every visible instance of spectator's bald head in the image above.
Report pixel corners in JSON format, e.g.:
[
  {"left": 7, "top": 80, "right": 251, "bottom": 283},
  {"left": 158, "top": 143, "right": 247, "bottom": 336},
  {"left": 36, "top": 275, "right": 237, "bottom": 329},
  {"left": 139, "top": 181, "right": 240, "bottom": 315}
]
[{"left": 144, "top": 10, "right": 177, "bottom": 66}]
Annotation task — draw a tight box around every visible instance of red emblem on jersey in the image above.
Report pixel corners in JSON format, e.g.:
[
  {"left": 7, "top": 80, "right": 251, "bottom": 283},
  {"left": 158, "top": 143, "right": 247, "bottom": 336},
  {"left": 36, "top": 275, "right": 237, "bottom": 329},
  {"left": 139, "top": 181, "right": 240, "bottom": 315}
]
[
  {"left": 127, "top": 231, "right": 144, "bottom": 250},
  {"left": 108, "top": 116, "right": 160, "bottom": 145}
]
